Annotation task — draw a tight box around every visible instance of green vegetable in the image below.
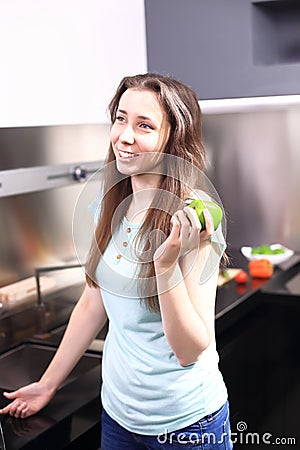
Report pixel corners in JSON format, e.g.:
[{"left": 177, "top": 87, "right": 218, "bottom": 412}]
[
  {"left": 187, "top": 199, "right": 223, "bottom": 231},
  {"left": 251, "top": 244, "right": 284, "bottom": 255}
]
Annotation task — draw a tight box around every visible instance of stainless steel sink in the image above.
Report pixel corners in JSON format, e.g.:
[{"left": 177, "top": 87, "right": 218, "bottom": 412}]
[{"left": 0, "top": 343, "right": 101, "bottom": 391}]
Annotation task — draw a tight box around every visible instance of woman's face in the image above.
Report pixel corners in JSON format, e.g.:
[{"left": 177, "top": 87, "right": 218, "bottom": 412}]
[{"left": 110, "top": 88, "right": 170, "bottom": 177}]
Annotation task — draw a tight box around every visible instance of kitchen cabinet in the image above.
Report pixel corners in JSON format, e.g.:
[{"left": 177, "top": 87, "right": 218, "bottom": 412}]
[
  {"left": 217, "top": 288, "right": 300, "bottom": 448},
  {"left": 0, "top": 0, "right": 146, "bottom": 127},
  {"left": 145, "top": 0, "right": 300, "bottom": 99}
]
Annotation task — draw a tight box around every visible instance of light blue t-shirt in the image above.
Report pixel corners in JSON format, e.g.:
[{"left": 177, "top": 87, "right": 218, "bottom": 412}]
[{"left": 95, "top": 215, "right": 228, "bottom": 435}]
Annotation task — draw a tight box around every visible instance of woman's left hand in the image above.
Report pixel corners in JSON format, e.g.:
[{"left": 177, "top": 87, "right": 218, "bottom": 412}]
[{"left": 153, "top": 206, "right": 213, "bottom": 272}]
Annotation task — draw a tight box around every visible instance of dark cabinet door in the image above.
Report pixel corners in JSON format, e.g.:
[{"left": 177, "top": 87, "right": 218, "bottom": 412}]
[
  {"left": 145, "top": 0, "right": 300, "bottom": 99},
  {"left": 217, "top": 297, "right": 300, "bottom": 447}
]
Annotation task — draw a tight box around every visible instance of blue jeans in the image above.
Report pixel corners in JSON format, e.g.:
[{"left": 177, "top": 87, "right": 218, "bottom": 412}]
[{"left": 101, "top": 401, "right": 233, "bottom": 449}]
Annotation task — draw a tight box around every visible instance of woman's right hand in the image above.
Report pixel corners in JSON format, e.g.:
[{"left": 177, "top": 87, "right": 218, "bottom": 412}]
[
  {"left": 154, "top": 206, "right": 213, "bottom": 273},
  {"left": 0, "top": 381, "right": 55, "bottom": 419}
]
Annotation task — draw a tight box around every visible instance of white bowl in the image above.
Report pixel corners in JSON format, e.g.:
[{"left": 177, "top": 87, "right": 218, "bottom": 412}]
[{"left": 241, "top": 244, "right": 294, "bottom": 265}]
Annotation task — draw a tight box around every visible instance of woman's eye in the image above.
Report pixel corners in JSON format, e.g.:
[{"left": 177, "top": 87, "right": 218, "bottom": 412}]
[
  {"left": 140, "top": 123, "right": 153, "bottom": 130},
  {"left": 116, "top": 116, "right": 125, "bottom": 122}
]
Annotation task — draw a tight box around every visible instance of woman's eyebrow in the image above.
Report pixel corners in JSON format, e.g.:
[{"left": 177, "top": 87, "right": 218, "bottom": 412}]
[
  {"left": 118, "top": 108, "right": 153, "bottom": 120},
  {"left": 118, "top": 109, "right": 155, "bottom": 122},
  {"left": 117, "top": 108, "right": 127, "bottom": 115},
  {"left": 138, "top": 115, "right": 153, "bottom": 121}
]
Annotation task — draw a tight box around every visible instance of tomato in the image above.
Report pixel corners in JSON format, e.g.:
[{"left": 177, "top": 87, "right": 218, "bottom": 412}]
[
  {"left": 235, "top": 270, "right": 248, "bottom": 284},
  {"left": 248, "top": 259, "right": 273, "bottom": 279},
  {"left": 235, "top": 283, "right": 248, "bottom": 295}
]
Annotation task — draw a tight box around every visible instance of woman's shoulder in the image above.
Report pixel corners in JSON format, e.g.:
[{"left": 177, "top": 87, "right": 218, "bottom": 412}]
[{"left": 184, "top": 189, "right": 213, "bottom": 204}]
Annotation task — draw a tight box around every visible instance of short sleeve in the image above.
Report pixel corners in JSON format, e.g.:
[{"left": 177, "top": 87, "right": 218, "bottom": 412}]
[{"left": 185, "top": 189, "right": 227, "bottom": 284}]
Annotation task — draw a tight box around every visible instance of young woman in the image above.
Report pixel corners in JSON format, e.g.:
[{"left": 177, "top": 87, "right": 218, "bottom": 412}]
[{"left": 0, "top": 73, "right": 232, "bottom": 449}]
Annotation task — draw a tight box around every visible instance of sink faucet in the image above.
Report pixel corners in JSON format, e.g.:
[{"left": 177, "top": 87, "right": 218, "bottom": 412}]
[{"left": 35, "top": 262, "right": 84, "bottom": 306}]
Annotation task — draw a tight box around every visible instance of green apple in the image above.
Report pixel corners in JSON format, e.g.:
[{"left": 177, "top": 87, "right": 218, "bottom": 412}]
[{"left": 187, "top": 199, "right": 223, "bottom": 231}]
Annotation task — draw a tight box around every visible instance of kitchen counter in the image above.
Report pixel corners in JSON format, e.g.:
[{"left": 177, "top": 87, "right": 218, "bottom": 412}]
[
  {"left": 0, "top": 366, "right": 102, "bottom": 450},
  {"left": 216, "top": 248, "right": 266, "bottom": 318},
  {"left": 0, "top": 284, "right": 106, "bottom": 450},
  {"left": 1, "top": 248, "right": 299, "bottom": 449},
  {"left": 216, "top": 248, "right": 300, "bottom": 314},
  {"left": 216, "top": 255, "right": 300, "bottom": 447}
]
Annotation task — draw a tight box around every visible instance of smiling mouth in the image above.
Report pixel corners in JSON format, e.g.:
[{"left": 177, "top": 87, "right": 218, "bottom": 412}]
[{"left": 118, "top": 150, "right": 138, "bottom": 159}]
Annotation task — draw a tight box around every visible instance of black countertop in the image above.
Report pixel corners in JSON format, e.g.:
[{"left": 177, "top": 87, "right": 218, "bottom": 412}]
[
  {"left": 0, "top": 283, "right": 105, "bottom": 450},
  {"left": 1, "top": 248, "right": 299, "bottom": 449},
  {"left": 216, "top": 248, "right": 300, "bottom": 316},
  {"left": 0, "top": 366, "right": 102, "bottom": 450}
]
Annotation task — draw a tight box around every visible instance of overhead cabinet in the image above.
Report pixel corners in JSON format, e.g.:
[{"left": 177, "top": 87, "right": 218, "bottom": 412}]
[{"left": 145, "top": 0, "right": 300, "bottom": 99}]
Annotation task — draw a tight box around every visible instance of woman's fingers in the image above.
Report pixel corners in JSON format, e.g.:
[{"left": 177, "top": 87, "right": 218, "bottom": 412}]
[
  {"left": 7, "top": 401, "right": 28, "bottom": 418},
  {"left": 3, "top": 390, "right": 18, "bottom": 400},
  {"left": 155, "top": 206, "right": 214, "bottom": 267},
  {"left": 8, "top": 400, "right": 20, "bottom": 417},
  {"left": 170, "top": 214, "right": 181, "bottom": 234},
  {"left": 183, "top": 206, "right": 202, "bottom": 233},
  {"left": 182, "top": 207, "right": 214, "bottom": 248},
  {"left": 13, "top": 401, "right": 27, "bottom": 418},
  {"left": 174, "top": 210, "right": 191, "bottom": 241},
  {"left": 0, "top": 390, "right": 29, "bottom": 418},
  {"left": 201, "top": 208, "right": 214, "bottom": 238}
]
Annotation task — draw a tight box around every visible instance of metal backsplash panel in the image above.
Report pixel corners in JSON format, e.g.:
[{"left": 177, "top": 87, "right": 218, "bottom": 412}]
[
  {"left": 0, "top": 124, "right": 110, "bottom": 170},
  {"left": 0, "top": 125, "right": 110, "bottom": 289},
  {"left": 202, "top": 107, "right": 300, "bottom": 252},
  {"left": 1, "top": 112, "right": 299, "bottom": 292}
]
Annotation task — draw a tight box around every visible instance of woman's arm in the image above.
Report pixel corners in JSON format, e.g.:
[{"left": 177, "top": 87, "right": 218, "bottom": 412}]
[
  {"left": 0, "top": 283, "right": 107, "bottom": 418},
  {"left": 39, "top": 283, "right": 107, "bottom": 391},
  {"left": 154, "top": 208, "right": 218, "bottom": 367}
]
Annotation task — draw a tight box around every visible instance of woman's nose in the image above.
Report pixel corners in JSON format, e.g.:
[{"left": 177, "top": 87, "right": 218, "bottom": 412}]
[{"left": 119, "top": 125, "right": 135, "bottom": 144}]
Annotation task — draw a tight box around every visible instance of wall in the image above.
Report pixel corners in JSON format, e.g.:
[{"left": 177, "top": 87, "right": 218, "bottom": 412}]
[
  {"left": 202, "top": 104, "right": 300, "bottom": 252},
  {"left": 0, "top": 0, "right": 147, "bottom": 127},
  {"left": 0, "top": 0, "right": 147, "bottom": 290}
]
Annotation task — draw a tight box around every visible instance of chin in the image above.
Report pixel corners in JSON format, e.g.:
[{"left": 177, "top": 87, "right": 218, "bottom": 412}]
[
  {"left": 115, "top": 153, "right": 165, "bottom": 178},
  {"left": 115, "top": 160, "right": 138, "bottom": 176}
]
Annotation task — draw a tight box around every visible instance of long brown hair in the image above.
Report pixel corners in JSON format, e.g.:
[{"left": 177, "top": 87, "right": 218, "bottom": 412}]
[{"left": 85, "top": 73, "right": 207, "bottom": 312}]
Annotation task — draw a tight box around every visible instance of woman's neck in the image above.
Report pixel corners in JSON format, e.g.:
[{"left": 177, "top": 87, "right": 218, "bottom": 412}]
[
  {"left": 130, "top": 173, "right": 162, "bottom": 193},
  {"left": 127, "top": 174, "right": 162, "bottom": 223}
]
